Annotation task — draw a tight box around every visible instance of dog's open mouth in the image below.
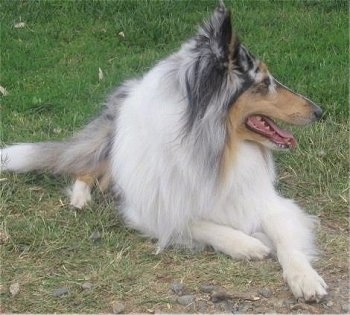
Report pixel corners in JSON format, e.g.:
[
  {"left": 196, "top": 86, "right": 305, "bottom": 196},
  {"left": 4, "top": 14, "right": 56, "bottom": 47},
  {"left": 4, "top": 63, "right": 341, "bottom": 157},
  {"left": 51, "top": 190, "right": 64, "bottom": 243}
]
[{"left": 245, "top": 115, "right": 297, "bottom": 149}]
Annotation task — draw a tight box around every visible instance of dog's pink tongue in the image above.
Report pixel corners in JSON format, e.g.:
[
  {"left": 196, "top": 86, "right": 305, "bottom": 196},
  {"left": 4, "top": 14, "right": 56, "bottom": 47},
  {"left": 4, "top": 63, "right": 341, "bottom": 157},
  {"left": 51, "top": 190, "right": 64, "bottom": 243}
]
[{"left": 247, "top": 115, "right": 297, "bottom": 149}]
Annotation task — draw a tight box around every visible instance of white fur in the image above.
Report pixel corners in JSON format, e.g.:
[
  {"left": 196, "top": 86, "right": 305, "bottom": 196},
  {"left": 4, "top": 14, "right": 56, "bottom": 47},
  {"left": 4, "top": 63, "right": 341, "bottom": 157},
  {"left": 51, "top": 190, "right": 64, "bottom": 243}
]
[
  {"left": 69, "top": 179, "right": 92, "bottom": 209},
  {"left": 111, "top": 58, "right": 327, "bottom": 301},
  {"left": 191, "top": 221, "right": 271, "bottom": 260},
  {"left": 0, "top": 144, "right": 37, "bottom": 172}
]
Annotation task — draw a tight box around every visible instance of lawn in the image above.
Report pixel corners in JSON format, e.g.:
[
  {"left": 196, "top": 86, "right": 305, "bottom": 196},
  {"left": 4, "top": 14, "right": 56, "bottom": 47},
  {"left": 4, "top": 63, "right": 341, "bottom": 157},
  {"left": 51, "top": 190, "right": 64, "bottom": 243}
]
[{"left": 0, "top": 0, "right": 348, "bottom": 313}]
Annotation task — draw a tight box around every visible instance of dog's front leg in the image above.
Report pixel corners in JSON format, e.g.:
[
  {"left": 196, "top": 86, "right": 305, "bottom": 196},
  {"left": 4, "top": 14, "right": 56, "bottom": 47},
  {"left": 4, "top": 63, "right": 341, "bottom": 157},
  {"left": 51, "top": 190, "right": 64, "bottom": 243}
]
[
  {"left": 261, "top": 197, "right": 328, "bottom": 301},
  {"left": 191, "top": 221, "right": 271, "bottom": 260}
]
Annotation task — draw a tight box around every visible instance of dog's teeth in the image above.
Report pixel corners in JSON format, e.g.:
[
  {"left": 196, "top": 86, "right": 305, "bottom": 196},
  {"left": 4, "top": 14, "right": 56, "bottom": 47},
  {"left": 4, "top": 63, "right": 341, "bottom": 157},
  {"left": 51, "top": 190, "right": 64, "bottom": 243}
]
[{"left": 277, "top": 143, "right": 287, "bottom": 149}]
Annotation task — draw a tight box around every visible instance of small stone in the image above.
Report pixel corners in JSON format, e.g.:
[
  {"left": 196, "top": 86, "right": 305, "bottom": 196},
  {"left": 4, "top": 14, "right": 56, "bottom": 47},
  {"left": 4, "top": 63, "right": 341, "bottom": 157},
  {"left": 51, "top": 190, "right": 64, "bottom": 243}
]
[
  {"left": 170, "top": 282, "right": 185, "bottom": 295},
  {"left": 258, "top": 287, "right": 272, "bottom": 298},
  {"left": 81, "top": 282, "right": 93, "bottom": 290},
  {"left": 199, "top": 284, "right": 217, "bottom": 293},
  {"left": 326, "top": 300, "right": 334, "bottom": 307},
  {"left": 89, "top": 231, "right": 102, "bottom": 242},
  {"left": 111, "top": 301, "right": 125, "bottom": 314},
  {"left": 177, "top": 294, "right": 195, "bottom": 306},
  {"left": 9, "top": 283, "right": 20, "bottom": 297},
  {"left": 211, "top": 288, "right": 231, "bottom": 303},
  {"left": 52, "top": 287, "right": 69, "bottom": 297}
]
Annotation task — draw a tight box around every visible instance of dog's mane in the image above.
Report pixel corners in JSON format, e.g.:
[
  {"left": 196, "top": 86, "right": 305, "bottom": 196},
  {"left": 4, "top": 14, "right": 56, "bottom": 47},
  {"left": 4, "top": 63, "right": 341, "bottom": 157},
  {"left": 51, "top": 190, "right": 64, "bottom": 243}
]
[{"left": 165, "top": 4, "right": 259, "bottom": 175}]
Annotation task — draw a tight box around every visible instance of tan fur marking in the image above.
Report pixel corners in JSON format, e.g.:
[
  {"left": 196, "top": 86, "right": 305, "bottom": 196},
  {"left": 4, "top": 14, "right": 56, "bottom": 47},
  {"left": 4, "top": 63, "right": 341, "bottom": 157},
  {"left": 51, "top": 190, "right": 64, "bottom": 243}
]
[
  {"left": 221, "top": 67, "right": 318, "bottom": 178},
  {"left": 75, "top": 160, "right": 110, "bottom": 192},
  {"left": 220, "top": 121, "right": 239, "bottom": 183},
  {"left": 77, "top": 174, "right": 94, "bottom": 186}
]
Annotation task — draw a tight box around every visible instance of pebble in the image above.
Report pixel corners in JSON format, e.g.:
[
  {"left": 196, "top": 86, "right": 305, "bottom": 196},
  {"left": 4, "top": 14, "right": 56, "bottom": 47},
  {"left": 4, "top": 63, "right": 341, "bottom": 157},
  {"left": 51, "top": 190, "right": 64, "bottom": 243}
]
[
  {"left": 199, "top": 284, "right": 217, "bottom": 293},
  {"left": 111, "top": 301, "right": 125, "bottom": 314},
  {"left": 258, "top": 287, "right": 272, "bottom": 298},
  {"left": 170, "top": 282, "right": 185, "bottom": 295},
  {"left": 211, "top": 288, "right": 231, "bottom": 303},
  {"left": 52, "top": 287, "right": 69, "bottom": 297},
  {"left": 326, "top": 300, "right": 334, "bottom": 307},
  {"left": 81, "top": 282, "right": 93, "bottom": 290},
  {"left": 177, "top": 294, "right": 195, "bottom": 306}
]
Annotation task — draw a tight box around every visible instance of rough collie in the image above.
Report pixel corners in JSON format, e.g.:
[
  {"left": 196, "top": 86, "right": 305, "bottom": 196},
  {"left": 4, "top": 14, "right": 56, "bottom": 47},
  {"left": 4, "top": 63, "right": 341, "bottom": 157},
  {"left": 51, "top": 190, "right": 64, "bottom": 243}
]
[{"left": 1, "top": 3, "right": 327, "bottom": 301}]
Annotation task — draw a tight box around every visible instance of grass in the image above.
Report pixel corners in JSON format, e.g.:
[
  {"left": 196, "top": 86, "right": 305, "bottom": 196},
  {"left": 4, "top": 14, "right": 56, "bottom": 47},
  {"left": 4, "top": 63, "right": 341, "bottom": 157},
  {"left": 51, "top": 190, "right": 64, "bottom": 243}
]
[{"left": 0, "top": 0, "right": 348, "bottom": 313}]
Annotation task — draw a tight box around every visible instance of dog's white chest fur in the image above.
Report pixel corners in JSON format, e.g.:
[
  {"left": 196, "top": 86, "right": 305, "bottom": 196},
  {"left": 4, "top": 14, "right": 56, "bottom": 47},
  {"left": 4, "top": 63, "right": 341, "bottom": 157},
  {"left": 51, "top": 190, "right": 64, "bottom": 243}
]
[{"left": 112, "top": 64, "right": 274, "bottom": 247}]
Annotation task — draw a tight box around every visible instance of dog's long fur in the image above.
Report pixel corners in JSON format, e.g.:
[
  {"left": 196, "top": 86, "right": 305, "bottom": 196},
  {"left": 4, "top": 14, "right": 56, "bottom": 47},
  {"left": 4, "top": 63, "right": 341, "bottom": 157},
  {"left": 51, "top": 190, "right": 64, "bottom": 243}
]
[{"left": 1, "top": 4, "right": 327, "bottom": 301}]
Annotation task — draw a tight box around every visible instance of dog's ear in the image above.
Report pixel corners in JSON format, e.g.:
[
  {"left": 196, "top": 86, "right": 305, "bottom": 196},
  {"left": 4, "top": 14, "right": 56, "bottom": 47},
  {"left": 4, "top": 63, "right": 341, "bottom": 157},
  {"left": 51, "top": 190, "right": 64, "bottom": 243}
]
[
  {"left": 184, "top": 3, "right": 250, "bottom": 131},
  {"left": 201, "top": 3, "right": 256, "bottom": 74},
  {"left": 198, "top": 3, "right": 234, "bottom": 63}
]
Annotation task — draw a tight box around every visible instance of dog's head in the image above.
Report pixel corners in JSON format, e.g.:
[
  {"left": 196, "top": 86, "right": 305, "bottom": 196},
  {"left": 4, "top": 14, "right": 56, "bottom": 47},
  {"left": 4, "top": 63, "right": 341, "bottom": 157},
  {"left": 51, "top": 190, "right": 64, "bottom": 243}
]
[{"left": 182, "top": 3, "right": 322, "bottom": 151}]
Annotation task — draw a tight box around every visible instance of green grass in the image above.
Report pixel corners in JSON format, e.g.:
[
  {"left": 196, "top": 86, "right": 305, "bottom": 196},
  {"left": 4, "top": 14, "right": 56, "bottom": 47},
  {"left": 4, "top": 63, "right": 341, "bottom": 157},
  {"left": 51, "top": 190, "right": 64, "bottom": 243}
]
[{"left": 0, "top": 0, "right": 348, "bottom": 313}]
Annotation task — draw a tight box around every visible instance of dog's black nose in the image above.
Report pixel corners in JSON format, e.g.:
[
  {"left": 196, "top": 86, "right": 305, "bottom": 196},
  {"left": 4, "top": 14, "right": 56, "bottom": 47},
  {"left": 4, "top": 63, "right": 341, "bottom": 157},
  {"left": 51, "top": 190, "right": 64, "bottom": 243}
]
[{"left": 313, "top": 105, "right": 323, "bottom": 120}]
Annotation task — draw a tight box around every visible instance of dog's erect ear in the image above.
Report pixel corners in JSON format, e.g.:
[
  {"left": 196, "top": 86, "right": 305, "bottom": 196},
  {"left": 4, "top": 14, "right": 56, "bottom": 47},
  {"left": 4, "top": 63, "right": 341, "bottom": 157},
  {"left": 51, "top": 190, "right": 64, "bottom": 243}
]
[
  {"left": 198, "top": 3, "right": 235, "bottom": 62},
  {"left": 184, "top": 3, "right": 245, "bottom": 131}
]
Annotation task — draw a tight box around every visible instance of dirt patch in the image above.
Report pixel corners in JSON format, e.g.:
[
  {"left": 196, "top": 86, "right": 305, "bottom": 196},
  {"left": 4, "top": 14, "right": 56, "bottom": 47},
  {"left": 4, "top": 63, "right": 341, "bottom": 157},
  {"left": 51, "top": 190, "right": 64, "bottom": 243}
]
[
  {"left": 157, "top": 277, "right": 349, "bottom": 314},
  {"left": 138, "top": 224, "right": 349, "bottom": 314}
]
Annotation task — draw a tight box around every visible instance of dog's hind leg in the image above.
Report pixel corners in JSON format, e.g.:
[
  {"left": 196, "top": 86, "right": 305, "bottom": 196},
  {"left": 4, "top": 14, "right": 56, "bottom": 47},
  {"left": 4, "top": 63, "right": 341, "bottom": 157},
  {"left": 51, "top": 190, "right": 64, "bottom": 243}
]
[
  {"left": 191, "top": 221, "right": 271, "bottom": 260},
  {"left": 69, "top": 161, "right": 111, "bottom": 209},
  {"left": 69, "top": 175, "right": 94, "bottom": 209}
]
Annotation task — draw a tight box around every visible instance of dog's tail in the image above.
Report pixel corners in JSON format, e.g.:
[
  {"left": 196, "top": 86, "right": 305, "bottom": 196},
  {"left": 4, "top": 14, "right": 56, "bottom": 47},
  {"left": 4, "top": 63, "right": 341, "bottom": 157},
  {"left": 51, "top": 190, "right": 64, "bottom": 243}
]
[
  {"left": 1, "top": 112, "right": 113, "bottom": 176},
  {"left": 0, "top": 80, "right": 136, "bottom": 176}
]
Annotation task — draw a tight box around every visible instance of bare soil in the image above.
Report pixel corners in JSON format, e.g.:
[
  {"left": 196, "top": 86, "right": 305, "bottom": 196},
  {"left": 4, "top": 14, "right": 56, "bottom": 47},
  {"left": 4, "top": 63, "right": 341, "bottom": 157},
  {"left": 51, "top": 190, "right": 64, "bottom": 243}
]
[{"left": 138, "top": 224, "right": 349, "bottom": 314}]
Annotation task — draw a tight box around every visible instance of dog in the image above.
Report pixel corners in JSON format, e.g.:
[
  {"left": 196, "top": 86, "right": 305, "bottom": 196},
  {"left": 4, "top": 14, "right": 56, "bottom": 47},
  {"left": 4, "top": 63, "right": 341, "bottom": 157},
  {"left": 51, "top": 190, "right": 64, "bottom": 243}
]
[{"left": 1, "top": 3, "right": 327, "bottom": 301}]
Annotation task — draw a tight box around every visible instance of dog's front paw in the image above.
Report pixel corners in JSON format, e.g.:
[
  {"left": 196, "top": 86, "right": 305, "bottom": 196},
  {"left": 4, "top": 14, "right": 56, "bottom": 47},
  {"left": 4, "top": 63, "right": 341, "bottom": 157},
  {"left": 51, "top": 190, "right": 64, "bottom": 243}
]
[{"left": 284, "top": 265, "right": 328, "bottom": 301}]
